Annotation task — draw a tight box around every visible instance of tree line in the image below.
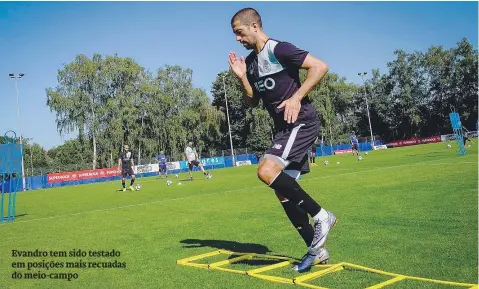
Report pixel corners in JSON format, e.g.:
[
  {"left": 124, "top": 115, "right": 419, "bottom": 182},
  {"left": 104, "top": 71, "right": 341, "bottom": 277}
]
[{"left": 2, "top": 38, "right": 476, "bottom": 174}]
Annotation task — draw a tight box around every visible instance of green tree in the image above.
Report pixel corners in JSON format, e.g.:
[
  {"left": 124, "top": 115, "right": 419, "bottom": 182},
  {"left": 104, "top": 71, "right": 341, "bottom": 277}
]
[
  {"left": 245, "top": 103, "right": 274, "bottom": 157},
  {"left": 46, "top": 54, "right": 104, "bottom": 169},
  {"left": 211, "top": 71, "right": 251, "bottom": 150}
]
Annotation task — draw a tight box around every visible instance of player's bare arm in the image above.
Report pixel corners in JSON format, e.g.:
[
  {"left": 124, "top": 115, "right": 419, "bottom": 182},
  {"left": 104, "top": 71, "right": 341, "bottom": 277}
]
[
  {"left": 228, "top": 52, "right": 259, "bottom": 108},
  {"left": 278, "top": 54, "right": 329, "bottom": 123}
]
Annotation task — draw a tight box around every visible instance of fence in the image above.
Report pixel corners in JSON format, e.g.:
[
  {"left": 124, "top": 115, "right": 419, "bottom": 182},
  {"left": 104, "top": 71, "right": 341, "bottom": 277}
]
[
  {"left": 1, "top": 153, "right": 259, "bottom": 192},
  {"left": 119, "top": 147, "right": 254, "bottom": 167},
  {"left": 441, "top": 131, "right": 478, "bottom": 141},
  {"left": 314, "top": 140, "right": 383, "bottom": 156},
  {"left": 2, "top": 139, "right": 387, "bottom": 193},
  {"left": 22, "top": 148, "right": 256, "bottom": 175}
]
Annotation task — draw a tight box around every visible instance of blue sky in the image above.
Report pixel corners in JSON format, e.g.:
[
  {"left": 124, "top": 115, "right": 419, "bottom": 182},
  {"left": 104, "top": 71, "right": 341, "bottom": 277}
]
[{"left": 0, "top": 1, "right": 477, "bottom": 150}]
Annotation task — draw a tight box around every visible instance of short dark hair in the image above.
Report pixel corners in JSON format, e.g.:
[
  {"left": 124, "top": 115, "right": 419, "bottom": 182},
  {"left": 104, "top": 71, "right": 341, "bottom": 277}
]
[{"left": 231, "top": 8, "right": 262, "bottom": 28}]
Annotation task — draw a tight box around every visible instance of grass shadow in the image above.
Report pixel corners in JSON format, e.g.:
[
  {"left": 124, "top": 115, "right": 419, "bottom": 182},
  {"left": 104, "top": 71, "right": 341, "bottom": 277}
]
[
  {"left": 180, "top": 239, "right": 298, "bottom": 262},
  {"left": 180, "top": 238, "right": 272, "bottom": 254}
]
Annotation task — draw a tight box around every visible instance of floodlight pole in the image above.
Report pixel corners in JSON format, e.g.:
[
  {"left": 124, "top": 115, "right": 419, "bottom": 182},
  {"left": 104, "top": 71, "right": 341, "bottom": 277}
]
[
  {"left": 222, "top": 73, "right": 236, "bottom": 166},
  {"left": 358, "top": 72, "right": 375, "bottom": 147},
  {"left": 9, "top": 73, "right": 26, "bottom": 191}
]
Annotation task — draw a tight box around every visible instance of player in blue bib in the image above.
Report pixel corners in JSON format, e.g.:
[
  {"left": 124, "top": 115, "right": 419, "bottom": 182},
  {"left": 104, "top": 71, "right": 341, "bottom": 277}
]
[
  {"left": 350, "top": 132, "right": 359, "bottom": 156},
  {"left": 156, "top": 151, "right": 168, "bottom": 179}
]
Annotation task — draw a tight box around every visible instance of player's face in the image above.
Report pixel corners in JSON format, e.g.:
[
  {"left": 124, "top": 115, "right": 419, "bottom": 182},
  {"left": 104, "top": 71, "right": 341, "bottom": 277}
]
[{"left": 232, "top": 21, "right": 256, "bottom": 50}]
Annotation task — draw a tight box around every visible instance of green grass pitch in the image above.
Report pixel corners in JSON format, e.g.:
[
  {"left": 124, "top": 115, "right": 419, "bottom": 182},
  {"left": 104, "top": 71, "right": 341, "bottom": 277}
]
[{"left": 0, "top": 142, "right": 477, "bottom": 288}]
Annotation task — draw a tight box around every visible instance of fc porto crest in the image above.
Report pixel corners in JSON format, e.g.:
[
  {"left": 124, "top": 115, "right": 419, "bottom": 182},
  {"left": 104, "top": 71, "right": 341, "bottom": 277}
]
[{"left": 263, "top": 60, "right": 271, "bottom": 73}]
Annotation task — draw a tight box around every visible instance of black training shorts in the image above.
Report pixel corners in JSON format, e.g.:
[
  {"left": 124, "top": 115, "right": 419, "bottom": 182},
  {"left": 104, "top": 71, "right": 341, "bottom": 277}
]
[
  {"left": 122, "top": 166, "right": 135, "bottom": 177},
  {"left": 265, "top": 119, "right": 320, "bottom": 174},
  {"left": 188, "top": 160, "right": 200, "bottom": 171}
]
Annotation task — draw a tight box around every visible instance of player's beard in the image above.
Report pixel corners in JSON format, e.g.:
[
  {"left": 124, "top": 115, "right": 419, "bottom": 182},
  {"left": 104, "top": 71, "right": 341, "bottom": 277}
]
[{"left": 241, "top": 41, "right": 254, "bottom": 50}]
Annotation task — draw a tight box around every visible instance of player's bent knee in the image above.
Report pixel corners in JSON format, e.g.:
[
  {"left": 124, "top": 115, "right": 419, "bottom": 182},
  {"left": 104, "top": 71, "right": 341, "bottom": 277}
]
[
  {"left": 257, "top": 166, "right": 270, "bottom": 183},
  {"left": 257, "top": 160, "right": 282, "bottom": 184}
]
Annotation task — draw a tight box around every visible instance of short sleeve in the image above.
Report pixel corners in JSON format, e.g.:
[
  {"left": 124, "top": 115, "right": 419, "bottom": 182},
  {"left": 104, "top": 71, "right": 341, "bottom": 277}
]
[{"left": 274, "top": 42, "right": 309, "bottom": 68}]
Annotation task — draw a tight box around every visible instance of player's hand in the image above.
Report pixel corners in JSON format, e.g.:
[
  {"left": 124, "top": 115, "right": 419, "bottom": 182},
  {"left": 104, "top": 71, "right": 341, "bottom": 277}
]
[
  {"left": 228, "top": 52, "right": 247, "bottom": 80},
  {"left": 277, "top": 95, "right": 301, "bottom": 124}
]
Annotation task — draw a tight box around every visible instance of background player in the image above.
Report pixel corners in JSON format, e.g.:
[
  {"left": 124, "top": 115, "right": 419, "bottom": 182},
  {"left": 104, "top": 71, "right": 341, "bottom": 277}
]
[
  {"left": 350, "top": 132, "right": 360, "bottom": 156},
  {"left": 185, "top": 142, "right": 211, "bottom": 181},
  {"left": 228, "top": 8, "right": 336, "bottom": 272},
  {"left": 118, "top": 144, "right": 136, "bottom": 191},
  {"left": 156, "top": 150, "right": 168, "bottom": 179}
]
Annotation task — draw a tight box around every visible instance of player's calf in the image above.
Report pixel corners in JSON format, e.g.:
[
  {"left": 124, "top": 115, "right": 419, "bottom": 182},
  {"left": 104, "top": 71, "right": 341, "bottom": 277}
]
[
  {"left": 130, "top": 175, "right": 136, "bottom": 191},
  {"left": 121, "top": 178, "right": 126, "bottom": 191},
  {"left": 263, "top": 162, "right": 321, "bottom": 216},
  {"left": 278, "top": 195, "right": 314, "bottom": 246}
]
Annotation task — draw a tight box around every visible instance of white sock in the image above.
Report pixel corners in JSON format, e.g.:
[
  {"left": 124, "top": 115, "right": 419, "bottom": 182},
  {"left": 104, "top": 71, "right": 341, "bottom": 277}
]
[{"left": 313, "top": 208, "right": 329, "bottom": 222}]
